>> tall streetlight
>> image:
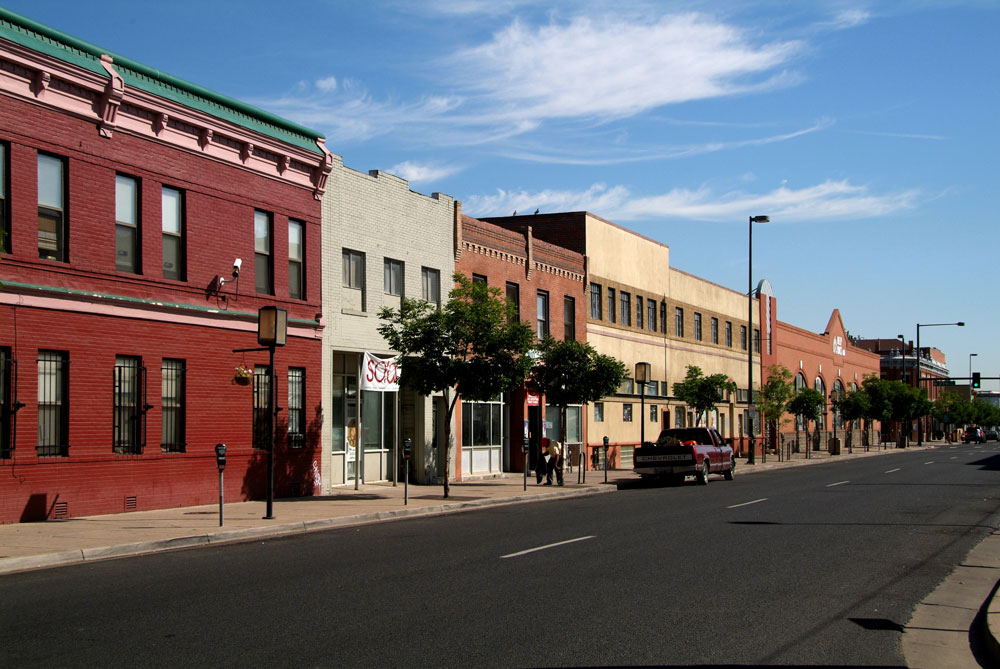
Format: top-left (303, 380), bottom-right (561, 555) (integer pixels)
top-left (915, 321), bottom-right (964, 444)
top-left (747, 215), bottom-right (769, 465)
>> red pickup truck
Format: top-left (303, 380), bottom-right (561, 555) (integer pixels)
top-left (633, 427), bottom-right (735, 484)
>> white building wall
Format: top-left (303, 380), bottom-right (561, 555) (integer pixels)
top-left (321, 156), bottom-right (457, 488)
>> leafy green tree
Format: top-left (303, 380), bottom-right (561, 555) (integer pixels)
top-left (760, 364), bottom-right (794, 447)
top-left (378, 273), bottom-right (535, 498)
top-left (833, 387), bottom-right (870, 451)
top-left (862, 374), bottom-right (893, 444)
top-left (530, 336), bottom-right (626, 447)
top-left (886, 381), bottom-right (931, 447)
top-left (788, 388), bottom-right (825, 447)
top-left (672, 365), bottom-right (736, 427)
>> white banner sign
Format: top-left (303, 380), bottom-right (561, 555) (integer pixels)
top-left (360, 352), bottom-right (401, 392)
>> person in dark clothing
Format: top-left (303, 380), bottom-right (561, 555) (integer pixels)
top-left (546, 440), bottom-right (564, 486)
top-left (536, 437), bottom-right (550, 484)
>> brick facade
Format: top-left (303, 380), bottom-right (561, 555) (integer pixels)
top-left (321, 160), bottom-right (456, 486)
top-left (0, 9), bottom-right (326, 522)
top-left (457, 215), bottom-right (587, 477)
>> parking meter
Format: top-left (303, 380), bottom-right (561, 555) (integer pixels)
top-left (403, 438), bottom-right (412, 505)
top-left (214, 443), bottom-right (226, 526)
top-left (603, 436), bottom-right (610, 482)
top-left (522, 437), bottom-right (530, 491)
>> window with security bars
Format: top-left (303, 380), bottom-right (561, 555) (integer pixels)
top-left (288, 367), bottom-right (305, 448)
top-left (0, 348), bottom-right (15, 459)
top-left (37, 350), bottom-right (68, 457)
top-left (589, 283), bottom-right (602, 320)
top-left (253, 365), bottom-right (272, 450)
top-left (161, 359), bottom-right (185, 453)
top-left (113, 356), bottom-right (147, 455)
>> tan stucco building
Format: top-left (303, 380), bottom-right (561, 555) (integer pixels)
top-left (481, 212), bottom-right (761, 468)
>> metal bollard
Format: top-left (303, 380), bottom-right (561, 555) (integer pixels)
top-left (603, 436), bottom-right (609, 483)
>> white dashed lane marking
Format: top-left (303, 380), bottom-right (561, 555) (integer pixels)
top-left (727, 498), bottom-right (767, 509)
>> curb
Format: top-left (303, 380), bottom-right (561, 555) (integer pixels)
top-left (0, 484), bottom-right (612, 576)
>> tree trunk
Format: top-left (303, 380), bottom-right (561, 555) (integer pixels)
top-left (442, 389), bottom-right (458, 499)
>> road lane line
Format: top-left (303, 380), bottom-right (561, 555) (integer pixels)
top-left (950, 457), bottom-right (958, 460)
top-left (727, 498), bottom-right (767, 509)
top-left (924, 461), bottom-right (934, 465)
top-left (826, 481), bottom-right (850, 487)
top-left (501, 536), bottom-right (595, 559)
top-left (884, 468), bottom-right (901, 473)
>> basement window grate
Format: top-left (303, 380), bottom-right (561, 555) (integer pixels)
top-left (124, 496), bottom-right (137, 511)
top-left (52, 501), bottom-right (68, 519)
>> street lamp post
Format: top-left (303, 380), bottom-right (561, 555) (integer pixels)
top-left (635, 362), bottom-right (651, 447)
top-left (257, 306), bottom-right (288, 519)
top-left (915, 321), bottom-right (964, 445)
top-left (747, 215), bottom-right (769, 465)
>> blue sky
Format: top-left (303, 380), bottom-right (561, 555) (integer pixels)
top-left (6, 1), bottom-right (997, 388)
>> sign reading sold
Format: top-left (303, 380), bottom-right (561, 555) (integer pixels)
top-left (360, 352), bottom-right (401, 392)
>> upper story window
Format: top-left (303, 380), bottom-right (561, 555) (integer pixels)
top-left (421, 267), bottom-right (440, 307)
top-left (740, 325), bottom-right (748, 351)
top-left (563, 296), bottom-right (575, 341)
top-left (636, 295), bottom-right (643, 330)
top-left (711, 317), bottom-right (719, 344)
top-left (620, 291), bottom-right (631, 326)
top-left (344, 249), bottom-right (366, 311)
top-left (115, 175), bottom-right (140, 274)
top-left (0, 143), bottom-right (9, 254)
top-left (607, 288), bottom-right (616, 323)
top-left (254, 210), bottom-right (273, 295)
top-left (506, 282), bottom-right (520, 323)
top-left (384, 258), bottom-right (403, 296)
top-left (162, 187), bottom-right (185, 280)
top-left (660, 301), bottom-right (666, 334)
top-left (288, 219), bottom-right (304, 300)
top-left (648, 299), bottom-right (656, 332)
top-left (754, 328), bottom-right (761, 353)
top-left (589, 283), bottom-right (602, 320)
top-left (675, 307), bottom-right (684, 337)
top-left (536, 290), bottom-right (550, 339)
top-left (472, 273), bottom-right (487, 285)
top-left (694, 312), bottom-right (702, 341)
top-left (38, 153), bottom-right (67, 262)
top-left (726, 321), bottom-right (733, 347)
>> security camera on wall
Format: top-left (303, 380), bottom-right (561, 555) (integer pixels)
top-left (233, 258), bottom-right (242, 278)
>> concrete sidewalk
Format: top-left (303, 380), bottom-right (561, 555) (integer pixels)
top-left (0, 442), bottom-right (996, 667)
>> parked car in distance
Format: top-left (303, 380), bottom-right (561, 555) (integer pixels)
top-left (963, 426), bottom-right (986, 444)
top-left (985, 428), bottom-right (999, 441)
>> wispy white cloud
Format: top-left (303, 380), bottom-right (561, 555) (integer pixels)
top-left (450, 14), bottom-right (803, 124)
top-left (254, 10), bottom-right (812, 155)
top-left (845, 129), bottom-right (947, 140)
top-left (464, 179), bottom-right (920, 223)
top-left (389, 160), bottom-right (464, 184)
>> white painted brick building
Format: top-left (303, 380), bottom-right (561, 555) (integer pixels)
top-left (321, 156), bottom-right (457, 487)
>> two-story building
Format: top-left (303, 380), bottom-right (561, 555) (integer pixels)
top-left (0, 8), bottom-right (330, 522)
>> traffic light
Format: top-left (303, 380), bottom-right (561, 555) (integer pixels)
top-left (972, 372), bottom-right (981, 389)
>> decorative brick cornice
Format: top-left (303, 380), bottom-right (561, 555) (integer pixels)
top-left (0, 34), bottom-right (328, 197)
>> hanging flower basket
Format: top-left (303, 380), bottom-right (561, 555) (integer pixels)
top-left (232, 365), bottom-right (253, 386)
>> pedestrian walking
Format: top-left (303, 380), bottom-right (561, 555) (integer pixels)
top-left (546, 439), bottom-right (564, 486)
top-left (536, 437), bottom-right (550, 485)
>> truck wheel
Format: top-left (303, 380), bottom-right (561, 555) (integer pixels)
top-left (724, 457), bottom-right (735, 481)
top-left (697, 460), bottom-right (709, 485)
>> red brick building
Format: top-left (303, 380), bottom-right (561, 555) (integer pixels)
top-left (455, 214), bottom-right (587, 478)
top-left (758, 280), bottom-right (882, 452)
top-left (0, 9), bottom-right (331, 522)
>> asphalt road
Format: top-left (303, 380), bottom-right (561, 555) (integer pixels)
top-left (2, 443), bottom-right (998, 667)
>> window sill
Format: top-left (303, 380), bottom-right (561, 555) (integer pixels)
top-left (341, 308), bottom-right (368, 317)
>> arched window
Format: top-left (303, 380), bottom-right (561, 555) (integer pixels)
top-left (832, 379), bottom-right (845, 430)
top-left (814, 376), bottom-right (826, 430)
top-left (794, 373), bottom-right (807, 430)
